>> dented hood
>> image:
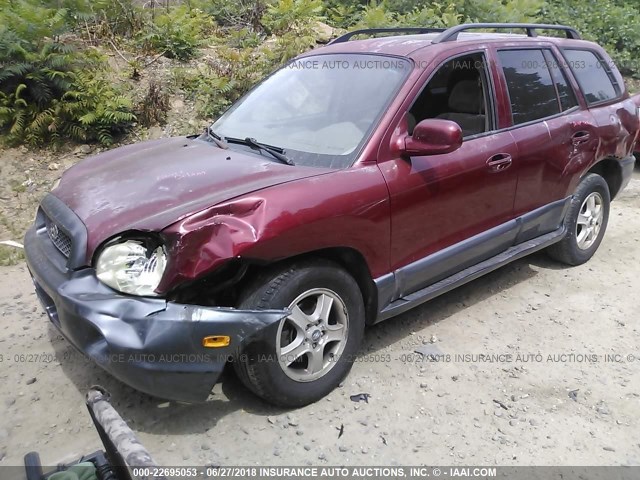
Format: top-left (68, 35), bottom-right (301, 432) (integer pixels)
top-left (53, 136), bottom-right (328, 257)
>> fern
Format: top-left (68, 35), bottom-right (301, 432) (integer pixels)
top-left (137, 6), bottom-right (215, 60)
top-left (0, 0), bottom-right (136, 145)
top-left (263, 0), bottom-right (324, 35)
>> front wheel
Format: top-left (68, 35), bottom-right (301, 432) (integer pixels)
top-left (234, 260), bottom-right (365, 407)
top-left (547, 173), bottom-right (610, 266)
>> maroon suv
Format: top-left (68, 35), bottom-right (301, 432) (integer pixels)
top-left (25, 23), bottom-right (640, 407)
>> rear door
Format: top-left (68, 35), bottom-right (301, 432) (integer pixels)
top-left (562, 47), bottom-right (638, 162)
top-left (494, 46), bottom-right (599, 241)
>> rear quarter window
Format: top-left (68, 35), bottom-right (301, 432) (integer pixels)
top-left (562, 49), bottom-right (621, 105)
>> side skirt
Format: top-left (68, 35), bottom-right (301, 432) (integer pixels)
top-left (373, 225), bottom-right (566, 323)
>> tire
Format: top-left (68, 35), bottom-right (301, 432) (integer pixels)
top-left (234, 260), bottom-right (365, 408)
top-left (547, 173), bottom-right (610, 266)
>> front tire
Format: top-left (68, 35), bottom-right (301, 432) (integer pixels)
top-left (547, 173), bottom-right (610, 266)
top-left (234, 260), bottom-right (365, 407)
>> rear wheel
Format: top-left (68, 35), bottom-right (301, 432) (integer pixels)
top-left (234, 260), bottom-right (365, 407)
top-left (547, 173), bottom-right (610, 265)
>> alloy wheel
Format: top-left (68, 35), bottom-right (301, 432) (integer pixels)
top-left (576, 192), bottom-right (604, 250)
top-left (277, 288), bottom-right (349, 382)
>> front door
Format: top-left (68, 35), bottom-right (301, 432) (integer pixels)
top-left (377, 50), bottom-right (519, 298)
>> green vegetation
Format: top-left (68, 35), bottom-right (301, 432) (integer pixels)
top-left (0, 214), bottom-right (25, 266)
top-left (138, 6), bottom-right (216, 60)
top-left (0, 1), bottom-right (135, 146)
top-left (541, 0), bottom-right (640, 77)
top-left (0, 245), bottom-right (24, 266)
top-left (1, 0), bottom-right (640, 147)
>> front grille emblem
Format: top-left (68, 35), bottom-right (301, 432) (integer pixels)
top-left (45, 216), bottom-right (72, 258)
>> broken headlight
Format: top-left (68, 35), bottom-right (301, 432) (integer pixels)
top-left (96, 239), bottom-right (167, 296)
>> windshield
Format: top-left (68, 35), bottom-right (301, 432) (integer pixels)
top-left (212, 54), bottom-right (411, 168)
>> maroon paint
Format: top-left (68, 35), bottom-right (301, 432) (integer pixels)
top-left (404, 119), bottom-right (463, 156)
top-left (158, 165), bottom-right (391, 291)
top-left (379, 111), bottom-right (520, 268)
top-left (50, 34), bottom-right (640, 296)
top-left (53, 137), bottom-right (332, 260)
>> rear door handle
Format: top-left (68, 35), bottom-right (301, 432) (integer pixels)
top-left (571, 131), bottom-right (591, 145)
top-left (486, 153), bottom-right (512, 172)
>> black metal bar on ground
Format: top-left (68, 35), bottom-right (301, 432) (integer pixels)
top-left (86, 386), bottom-right (165, 480)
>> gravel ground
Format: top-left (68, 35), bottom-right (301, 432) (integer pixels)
top-left (0, 167), bottom-right (639, 468)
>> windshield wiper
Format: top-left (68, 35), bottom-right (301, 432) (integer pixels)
top-left (205, 126), bottom-right (228, 149)
top-left (226, 136), bottom-right (295, 166)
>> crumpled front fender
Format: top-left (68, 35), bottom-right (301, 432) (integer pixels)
top-left (158, 197), bottom-right (273, 291)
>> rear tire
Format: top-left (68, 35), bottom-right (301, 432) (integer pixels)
top-left (234, 260), bottom-right (365, 407)
top-left (547, 173), bottom-right (610, 266)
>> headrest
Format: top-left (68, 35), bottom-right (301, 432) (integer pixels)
top-left (448, 80), bottom-right (482, 114)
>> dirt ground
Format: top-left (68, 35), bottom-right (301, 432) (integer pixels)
top-left (0, 163), bottom-right (638, 467)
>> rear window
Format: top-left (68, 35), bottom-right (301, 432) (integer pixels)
top-left (498, 49), bottom-right (561, 125)
top-left (562, 49), bottom-right (620, 105)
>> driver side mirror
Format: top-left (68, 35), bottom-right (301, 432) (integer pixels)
top-left (403, 119), bottom-right (463, 156)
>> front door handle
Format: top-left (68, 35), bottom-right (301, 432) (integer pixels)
top-left (571, 131), bottom-right (591, 146)
top-left (486, 153), bottom-right (512, 173)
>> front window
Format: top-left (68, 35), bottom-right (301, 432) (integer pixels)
top-left (408, 52), bottom-right (493, 138)
top-left (212, 54), bottom-right (411, 168)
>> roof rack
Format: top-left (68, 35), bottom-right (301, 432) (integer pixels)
top-left (329, 27), bottom-right (446, 45)
top-left (329, 23), bottom-right (581, 45)
top-left (431, 23), bottom-right (581, 43)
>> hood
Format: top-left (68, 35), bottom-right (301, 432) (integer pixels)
top-left (53, 136), bottom-right (329, 257)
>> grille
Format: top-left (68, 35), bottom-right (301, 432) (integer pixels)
top-left (45, 216), bottom-right (72, 258)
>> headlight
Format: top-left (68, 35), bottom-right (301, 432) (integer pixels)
top-left (96, 239), bottom-right (167, 296)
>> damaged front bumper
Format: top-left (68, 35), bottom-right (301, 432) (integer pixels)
top-left (24, 224), bottom-right (286, 403)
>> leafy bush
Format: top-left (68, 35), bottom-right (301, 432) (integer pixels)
top-left (1, 0), bottom-right (77, 39)
top-left (177, 0), bottom-right (325, 118)
top-left (0, 0), bottom-right (135, 145)
top-left (353, 1), bottom-right (398, 28)
top-left (262, 0), bottom-right (324, 35)
top-left (138, 6), bottom-right (215, 60)
top-left (90, 0), bottom-right (145, 38)
top-left (0, 51), bottom-right (135, 145)
top-left (221, 27), bottom-right (264, 49)
top-left (54, 70), bottom-right (134, 145)
top-left (173, 64), bottom-right (236, 119)
top-left (462, 0), bottom-right (544, 23)
top-left (541, 0), bottom-right (640, 77)
top-left (193, 0), bottom-right (267, 30)
top-left (400, 3), bottom-right (463, 28)
top-left (325, 3), bottom-right (359, 29)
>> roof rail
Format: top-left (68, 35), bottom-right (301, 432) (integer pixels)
top-left (329, 27), bottom-right (446, 45)
top-left (432, 23), bottom-right (581, 43)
